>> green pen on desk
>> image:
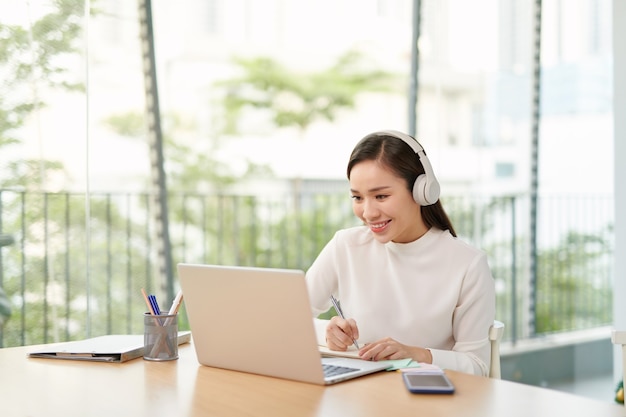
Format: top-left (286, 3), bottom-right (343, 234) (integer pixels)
top-left (330, 295), bottom-right (360, 350)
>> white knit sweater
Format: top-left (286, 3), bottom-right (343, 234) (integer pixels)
top-left (305, 226), bottom-right (496, 376)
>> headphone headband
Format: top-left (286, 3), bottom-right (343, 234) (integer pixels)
top-left (369, 130), bottom-right (425, 154)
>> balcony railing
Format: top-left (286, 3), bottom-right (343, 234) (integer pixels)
top-left (0, 188), bottom-right (614, 348)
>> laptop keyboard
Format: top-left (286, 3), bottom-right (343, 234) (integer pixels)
top-left (323, 364), bottom-right (359, 378)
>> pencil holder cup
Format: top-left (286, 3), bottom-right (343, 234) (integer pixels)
top-left (143, 312), bottom-right (179, 361)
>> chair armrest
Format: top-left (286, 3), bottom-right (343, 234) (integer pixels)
top-left (612, 330), bottom-right (626, 345)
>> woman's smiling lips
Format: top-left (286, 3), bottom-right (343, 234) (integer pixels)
top-left (369, 220), bottom-right (391, 233)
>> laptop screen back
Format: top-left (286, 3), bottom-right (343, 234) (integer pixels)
top-left (178, 263), bottom-right (328, 384)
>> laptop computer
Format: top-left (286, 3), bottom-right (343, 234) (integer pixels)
top-left (177, 263), bottom-right (389, 385)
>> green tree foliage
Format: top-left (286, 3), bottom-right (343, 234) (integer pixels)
top-left (0, 283), bottom-right (10, 328)
top-left (0, 0), bottom-right (100, 344)
top-left (0, 0), bottom-right (87, 152)
top-left (216, 50), bottom-right (394, 134)
top-left (1, 189), bottom-right (168, 346)
top-left (535, 228), bottom-right (613, 333)
top-left (102, 110), bottom-right (247, 195)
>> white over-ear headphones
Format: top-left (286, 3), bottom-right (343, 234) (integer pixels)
top-left (365, 130), bottom-right (440, 206)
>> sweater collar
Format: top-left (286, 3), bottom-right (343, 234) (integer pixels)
top-left (386, 227), bottom-right (444, 253)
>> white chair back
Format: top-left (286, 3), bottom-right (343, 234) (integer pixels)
top-left (489, 320), bottom-right (505, 379)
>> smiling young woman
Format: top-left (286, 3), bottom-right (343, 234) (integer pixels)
top-left (305, 130), bottom-right (496, 376)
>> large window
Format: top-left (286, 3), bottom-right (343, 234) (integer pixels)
top-left (0, 0), bottom-right (615, 397)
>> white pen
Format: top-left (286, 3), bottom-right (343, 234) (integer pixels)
top-left (330, 294), bottom-right (360, 350)
top-left (168, 289), bottom-right (184, 315)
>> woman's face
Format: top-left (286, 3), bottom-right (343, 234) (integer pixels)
top-left (349, 160), bottom-right (428, 244)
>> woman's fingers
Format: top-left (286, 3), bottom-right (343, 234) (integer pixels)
top-left (326, 316), bottom-right (359, 350)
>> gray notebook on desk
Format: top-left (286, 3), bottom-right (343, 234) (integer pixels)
top-left (28, 331), bottom-right (191, 362)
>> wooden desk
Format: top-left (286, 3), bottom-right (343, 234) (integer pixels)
top-left (1, 341), bottom-right (623, 416)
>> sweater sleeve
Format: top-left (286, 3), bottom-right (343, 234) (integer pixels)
top-left (429, 342), bottom-right (490, 376)
top-left (430, 251), bottom-right (495, 376)
top-left (306, 233), bottom-right (341, 345)
top-left (313, 318), bottom-right (331, 346)
top-left (305, 233), bottom-right (340, 316)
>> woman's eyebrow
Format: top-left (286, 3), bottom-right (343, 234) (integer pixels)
top-left (350, 185), bottom-right (392, 194)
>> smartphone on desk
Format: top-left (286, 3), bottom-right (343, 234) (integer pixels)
top-left (402, 371), bottom-right (455, 394)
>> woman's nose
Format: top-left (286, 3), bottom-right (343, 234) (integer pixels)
top-left (362, 199), bottom-right (379, 219)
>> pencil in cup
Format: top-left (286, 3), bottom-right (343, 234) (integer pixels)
top-left (144, 312), bottom-right (179, 360)
top-left (141, 289), bottom-right (184, 360)
top-left (140, 288), bottom-right (171, 357)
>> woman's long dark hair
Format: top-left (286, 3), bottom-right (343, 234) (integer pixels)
top-left (347, 132), bottom-right (457, 237)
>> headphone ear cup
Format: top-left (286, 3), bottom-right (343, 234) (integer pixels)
top-left (413, 174), bottom-right (440, 206)
top-left (413, 174), bottom-right (428, 206)
top-left (415, 151), bottom-right (440, 206)
top-left (423, 177), bottom-right (440, 205)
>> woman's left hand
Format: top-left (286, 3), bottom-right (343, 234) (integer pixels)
top-left (358, 337), bottom-right (432, 363)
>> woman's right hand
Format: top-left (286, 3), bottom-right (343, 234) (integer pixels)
top-left (325, 315), bottom-right (359, 351)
